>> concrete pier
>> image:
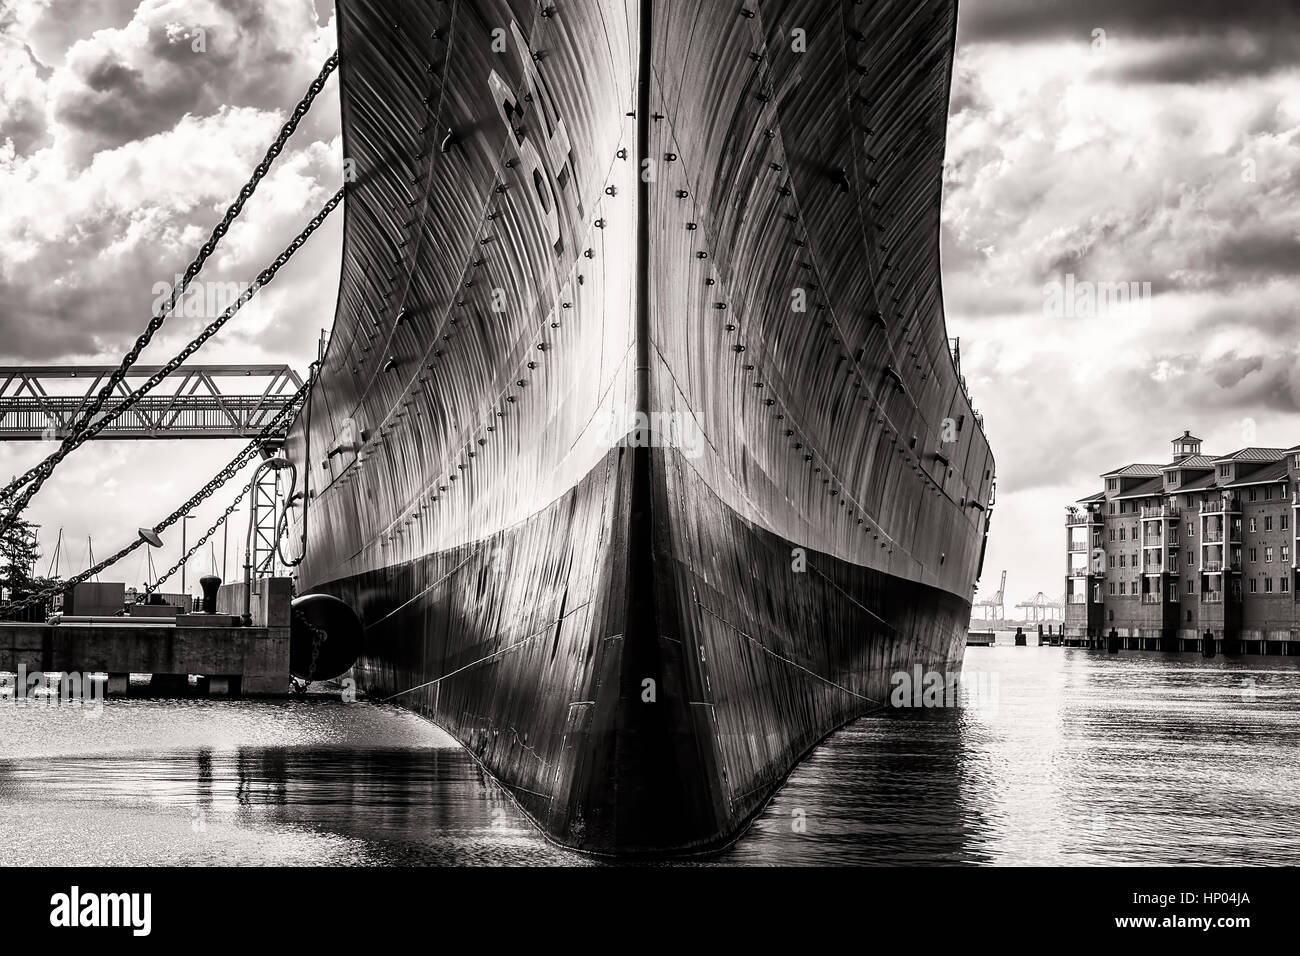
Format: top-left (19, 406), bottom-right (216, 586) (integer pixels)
top-left (0, 577), bottom-right (292, 696)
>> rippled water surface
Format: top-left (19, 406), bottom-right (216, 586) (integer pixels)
top-left (2, 641), bottom-right (1297, 865)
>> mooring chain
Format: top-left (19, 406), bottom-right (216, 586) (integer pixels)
top-left (142, 480), bottom-right (256, 597)
top-left (0, 385), bottom-right (307, 615)
top-left (1, 189), bottom-right (343, 518)
top-left (292, 603), bottom-right (330, 695)
top-left (0, 52), bottom-right (340, 529)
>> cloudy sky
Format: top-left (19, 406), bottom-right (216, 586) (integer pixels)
top-left (2, 1), bottom-right (1298, 609)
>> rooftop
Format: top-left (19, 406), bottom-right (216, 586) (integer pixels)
top-left (1114, 477), bottom-right (1165, 500)
top-left (1226, 460), bottom-right (1290, 487)
top-left (1101, 463), bottom-right (1163, 478)
top-left (1213, 447), bottom-right (1290, 463)
top-left (1163, 454), bottom-right (1219, 469)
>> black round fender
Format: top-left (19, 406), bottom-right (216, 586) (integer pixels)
top-left (290, 593), bottom-right (364, 681)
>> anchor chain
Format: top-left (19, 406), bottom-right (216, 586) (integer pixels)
top-left (0, 383), bottom-right (307, 616)
top-left (0, 188), bottom-right (344, 529)
top-left (142, 480), bottom-right (255, 597)
top-left (0, 51), bottom-right (340, 531)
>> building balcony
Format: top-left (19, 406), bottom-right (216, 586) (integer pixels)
top-left (1140, 593), bottom-right (1162, 605)
top-left (1067, 566), bottom-right (1097, 577)
top-left (1200, 496), bottom-right (1240, 514)
top-left (1202, 591), bottom-right (1223, 603)
top-left (1140, 505), bottom-right (1180, 520)
top-left (1066, 511), bottom-right (1103, 526)
top-left (1204, 530), bottom-right (1223, 543)
top-left (1068, 594), bottom-right (1086, 605)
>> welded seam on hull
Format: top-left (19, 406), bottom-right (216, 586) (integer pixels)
top-left (638, 86), bottom-right (943, 564)
top-left (648, 335), bottom-right (909, 564)
top-left (325, 42), bottom-right (637, 571)
top-left (377, 598), bottom-right (591, 700)
top-left (693, 601), bottom-right (884, 705)
top-left (644, 59), bottom-right (909, 445)
top-left (329, 343), bottom-right (636, 584)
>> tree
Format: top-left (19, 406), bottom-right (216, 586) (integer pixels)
top-left (0, 505), bottom-right (58, 616)
top-left (0, 508), bottom-right (40, 596)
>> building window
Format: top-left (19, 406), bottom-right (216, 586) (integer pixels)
top-left (1170, 526), bottom-right (1178, 542)
top-left (1265, 516), bottom-right (1273, 532)
top-left (1186, 521), bottom-right (1193, 536)
top-left (1109, 582), bottom-right (1116, 595)
top-left (1265, 578), bottom-right (1274, 593)
top-left (1250, 547), bottom-right (1258, 562)
top-left (1218, 465), bottom-right (1230, 479)
top-left (1283, 514), bottom-right (1290, 531)
top-left (1120, 581), bottom-right (1126, 594)
top-left (1109, 528), bottom-right (1116, 541)
top-left (1120, 527), bottom-right (1126, 541)
top-left (1266, 546), bottom-right (1274, 563)
top-left (1266, 486), bottom-right (1273, 501)
top-left (1284, 545), bottom-right (1291, 563)
top-left (1187, 578), bottom-right (1194, 594)
top-left (1250, 488), bottom-right (1258, 502)
top-left (1119, 554), bottom-right (1126, 568)
top-left (1284, 577), bottom-right (1291, 593)
top-left (1107, 478), bottom-right (1118, 491)
top-left (1169, 583), bottom-right (1178, 601)
top-left (1109, 555), bottom-right (1116, 569)
top-left (1249, 517), bottom-right (1257, 533)
top-left (1249, 578), bottom-right (1258, 593)
top-left (1109, 502), bottom-right (1116, 515)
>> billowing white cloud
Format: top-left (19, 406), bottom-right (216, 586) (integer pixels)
top-left (0, 0), bottom-right (340, 592)
top-left (943, 15), bottom-right (1300, 602)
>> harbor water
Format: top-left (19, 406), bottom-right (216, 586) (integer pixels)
top-left (2, 637), bottom-right (1297, 866)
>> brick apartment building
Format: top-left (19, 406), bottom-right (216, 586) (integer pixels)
top-left (1065, 430), bottom-right (1300, 653)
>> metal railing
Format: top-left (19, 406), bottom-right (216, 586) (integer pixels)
top-left (1200, 497), bottom-right (1240, 514)
top-left (1140, 505), bottom-right (1180, 519)
top-left (0, 365), bottom-right (303, 440)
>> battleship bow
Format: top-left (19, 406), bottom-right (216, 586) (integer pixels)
top-left (285, 0), bottom-right (994, 855)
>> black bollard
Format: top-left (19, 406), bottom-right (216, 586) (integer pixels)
top-left (1202, 628), bottom-right (1216, 658)
top-left (1014, 626), bottom-right (1027, 646)
top-left (1107, 628), bottom-right (1121, 654)
top-left (199, 575), bottom-right (222, 614)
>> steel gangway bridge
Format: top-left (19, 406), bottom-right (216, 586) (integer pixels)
top-left (0, 51), bottom-right (343, 620)
top-left (0, 365), bottom-right (303, 441)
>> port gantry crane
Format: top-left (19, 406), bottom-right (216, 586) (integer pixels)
top-left (973, 569), bottom-right (1008, 621)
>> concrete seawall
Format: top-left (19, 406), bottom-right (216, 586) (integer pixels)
top-left (0, 578), bottom-right (293, 696)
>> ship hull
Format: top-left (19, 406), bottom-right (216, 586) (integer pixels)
top-left (317, 442), bottom-right (968, 854)
top-left (286, 0), bottom-right (993, 855)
